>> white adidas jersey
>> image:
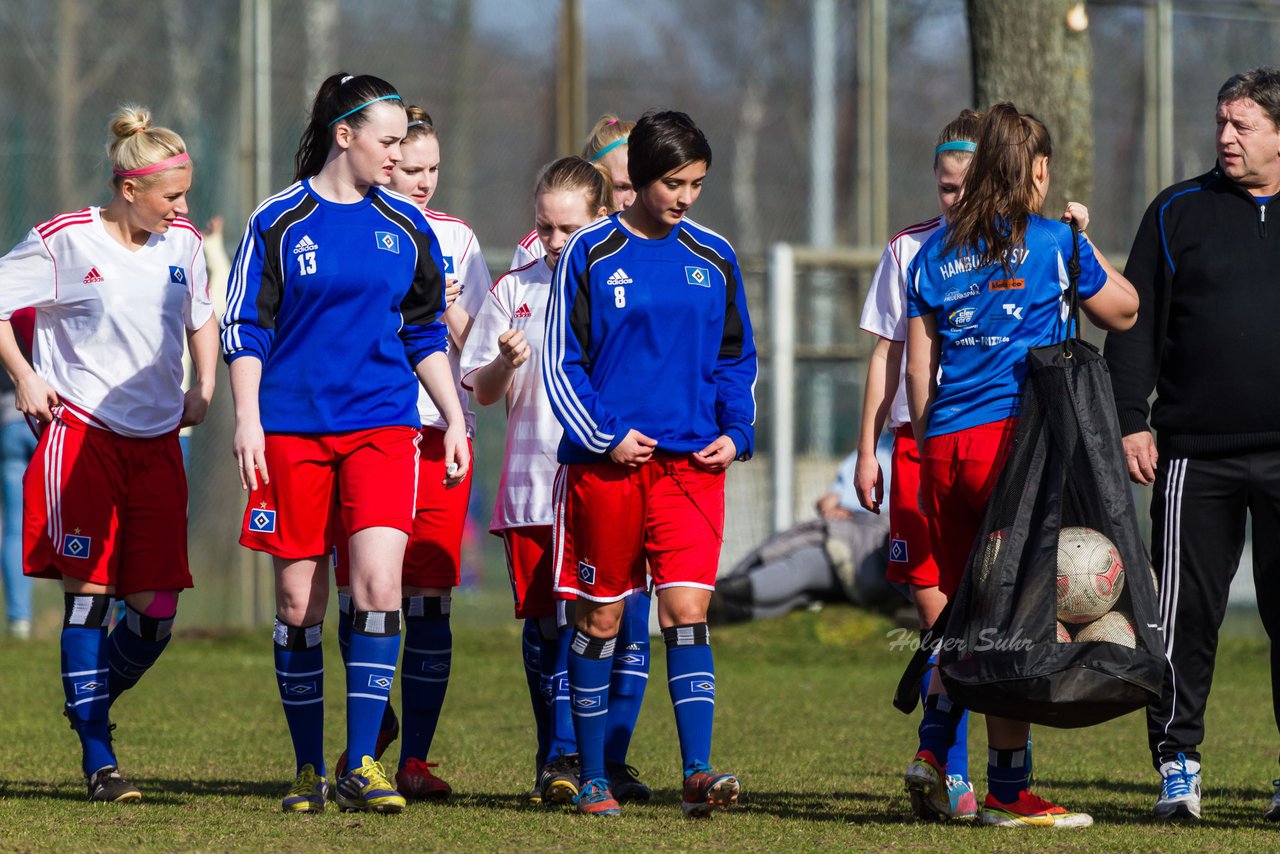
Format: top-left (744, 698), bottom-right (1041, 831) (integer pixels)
top-left (509, 227), bottom-right (545, 272)
top-left (859, 216), bottom-right (943, 429)
top-left (460, 258), bottom-right (561, 530)
top-left (0, 207), bottom-right (213, 437)
top-left (416, 208), bottom-right (490, 435)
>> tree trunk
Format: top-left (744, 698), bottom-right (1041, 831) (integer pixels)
top-left (448, 0), bottom-right (476, 219)
top-left (967, 0), bottom-right (1093, 213)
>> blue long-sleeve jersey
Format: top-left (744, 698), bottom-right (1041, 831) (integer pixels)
top-left (543, 214), bottom-right (758, 465)
top-left (221, 181), bottom-right (449, 434)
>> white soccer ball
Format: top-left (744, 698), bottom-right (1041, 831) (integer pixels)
top-left (1056, 621), bottom-right (1072, 643)
top-left (1056, 526), bottom-right (1125, 624)
top-left (1073, 610), bottom-right (1136, 648)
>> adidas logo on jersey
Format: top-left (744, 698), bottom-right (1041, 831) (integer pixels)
top-left (82, 267), bottom-right (104, 284)
top-left (513, 303), bottom-right (532, 319)
top-left (293, 235), bottom-right (318, 255)
top-left (607, 268), bottom-right (633, 286)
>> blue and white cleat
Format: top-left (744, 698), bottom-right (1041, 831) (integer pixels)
top-left (1154, 752), bottom-right (1201, 820)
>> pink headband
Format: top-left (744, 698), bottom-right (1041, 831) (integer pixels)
top-left (113, 152), bottom-right (191, 178)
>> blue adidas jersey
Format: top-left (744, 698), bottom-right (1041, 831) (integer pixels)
top-left (906, 215), bottom-right (1107, 437)
top-left (543, 214), bottom-right (758, 465)
top-left (221, 181), bottom-right (449, 434)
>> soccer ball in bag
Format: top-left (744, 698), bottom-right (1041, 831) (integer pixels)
top-left (1056, 526), bottom-right (1125, 624)
top-left (1074, 610), bottom-right (1136, 648)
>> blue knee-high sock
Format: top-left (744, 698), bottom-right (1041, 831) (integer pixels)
top-left (61, 594), bottom-right (115, 776)
top-left (568, 630), bottom-right (615, 783)
top-left (605, 591), bottom-right (650, 765)
top-left (947, 709), bottom-right (970, 782)
top-left (547, 625), bottom-right (577, 758)
top-left (345, 610), bottom-right (401, 768)
top-left (988, 746), bottom-right (1030, 804)
top-left (399, 596), bottom-right (451, 768)
top-left (339, 591), bottom-right (396, 736)
top-left (663, 622), bottom-right (716, 776)
top-left (922, 659), bottom-right (969, 783)
top-left (524, 619), bottom-right (550, 768)
top-left (917, 693), bottom-right (963, 764)
top-left (107, 604), bottom-right (175, 705)
top-left (273, 619), bottom-right (326, 776)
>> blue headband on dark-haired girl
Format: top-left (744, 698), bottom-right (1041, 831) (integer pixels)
top-left (935, 140), bottom-right (977, 155)
top-left (329, 94), bottom-right (403, 127)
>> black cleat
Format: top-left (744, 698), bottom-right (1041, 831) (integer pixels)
top-left (606, 761), bottom-right (652, 804)
top-left (88, 766), bottom-right (141, 803)
top-left (538, 752), bottom-right (581, 805)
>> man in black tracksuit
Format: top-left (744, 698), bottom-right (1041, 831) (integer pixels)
top-left (1105, 67), bottom-right (1280, 823)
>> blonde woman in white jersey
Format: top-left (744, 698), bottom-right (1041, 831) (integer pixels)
top-left (510, 115), bottom-right (635, 269)
top-left (463, 157), bottom-right (614, 804)
top-left (0, 105), bottom-right (216, 802)
top-left (329, 104), bottom-right (489, 800)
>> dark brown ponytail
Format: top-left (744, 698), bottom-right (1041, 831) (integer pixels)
top-left (293, 73), bottom-right (402, 181)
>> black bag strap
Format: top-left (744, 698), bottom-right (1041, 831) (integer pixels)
top-left (1063, 220), bottom-right (1082, 350)
top-left (892, 600), bottom-right (954, 714)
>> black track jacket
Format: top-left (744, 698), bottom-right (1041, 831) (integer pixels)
top-left (1105, 166), bottom-right (1280, 459)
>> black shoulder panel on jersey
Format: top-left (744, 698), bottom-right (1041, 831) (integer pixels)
top-left (257, 195), bottom-right (319, 331)
top-left (678, 231), bottom-right (743, 360)
top-left (572, 230), bottom-right (627, 364)
top-left (371, 194), bottom-right (446, 327)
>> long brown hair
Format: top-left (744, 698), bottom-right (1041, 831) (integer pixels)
top-left (943, 103), bottom-right (1052, 270)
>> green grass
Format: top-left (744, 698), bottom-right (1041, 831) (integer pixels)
top-left (1, 602), bottom-right (1277, 852)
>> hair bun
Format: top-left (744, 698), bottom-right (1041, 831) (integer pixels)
top-left (110, 105), bottom-right (153, 141)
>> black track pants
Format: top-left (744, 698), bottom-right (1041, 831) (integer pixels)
top-left (1147, 450), bottom-right (1280, 768)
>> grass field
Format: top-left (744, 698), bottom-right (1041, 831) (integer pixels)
top-left (1, 598), bottom-right (1278, 852)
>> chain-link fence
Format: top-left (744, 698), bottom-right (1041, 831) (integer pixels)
top-left (4, 0), bottom-right (1280, 630)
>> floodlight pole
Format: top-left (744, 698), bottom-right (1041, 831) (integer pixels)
top-left (770, 242), bottom-right (798, 532)
top-left (1144, 0), bottom-right (1174, 199)
top-left (254, 0), bottom-right (272, 203)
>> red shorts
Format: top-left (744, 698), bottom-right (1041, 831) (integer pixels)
top-left (24, 410), bottom-right (192, 595)
top-left (552, 456), bottom-right (724, 603)
top-left (240, 426), bottom-right (420, 560)
top-left (885, 425), bottom-right (941, 588)
top-left (919, 418), bottom-right (1017, 598)
top-left (503, 525), bottom-right (557, 619)
top-left (333, 428), bottom-right (472, 588)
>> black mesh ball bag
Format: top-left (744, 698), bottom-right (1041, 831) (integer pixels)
top-left (932, 226), bottom-right (1164, 728)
